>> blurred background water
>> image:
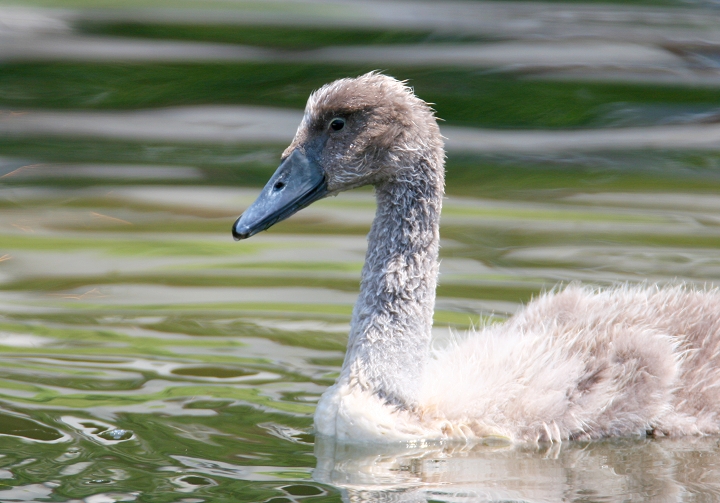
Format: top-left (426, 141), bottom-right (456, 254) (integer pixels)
top-left (2, 0), bottom-right (720, 501)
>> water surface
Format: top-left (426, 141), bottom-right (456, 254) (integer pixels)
top-left (2, 1), bottom-right (720, 501)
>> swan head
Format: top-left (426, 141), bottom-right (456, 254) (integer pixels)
top-left (232, 72), bottom-right (441, 240)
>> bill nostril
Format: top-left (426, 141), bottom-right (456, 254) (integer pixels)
top-left (274, 182), bottom-right (285, 190)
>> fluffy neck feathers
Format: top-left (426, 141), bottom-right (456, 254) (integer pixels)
top-left (340, 153), bottom-right (444, 409)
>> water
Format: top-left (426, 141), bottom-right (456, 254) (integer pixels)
top-left (2, 1), bottom-right (720, 501)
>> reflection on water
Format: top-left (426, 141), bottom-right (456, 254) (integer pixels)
top-left (315, 436), bottom-right (720, 502)
top-left (2, 0), bottom-right (720, 501)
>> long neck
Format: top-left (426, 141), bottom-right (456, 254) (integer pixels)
top-left (340, 155), bottom-right (444, 409)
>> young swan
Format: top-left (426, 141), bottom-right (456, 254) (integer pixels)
top-left (233, 72), bottom-right (720, 443)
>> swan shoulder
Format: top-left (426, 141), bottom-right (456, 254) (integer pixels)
top-left (315, 381), bottom-right (444, 442)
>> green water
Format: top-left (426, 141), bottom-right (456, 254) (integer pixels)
top-left (2, 1), bottom-right (720, 501)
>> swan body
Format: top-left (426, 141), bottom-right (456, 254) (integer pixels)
top-left (233, 72), bottom-right (720, 443)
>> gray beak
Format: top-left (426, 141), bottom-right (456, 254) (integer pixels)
top-left (232, 149), bottom-right (327, 240)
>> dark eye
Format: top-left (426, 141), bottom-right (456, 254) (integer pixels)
top-left (329, 118), bottom-right (345, 131)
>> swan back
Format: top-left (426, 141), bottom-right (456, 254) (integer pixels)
top-left (422, 284), bottom-right (720, 442)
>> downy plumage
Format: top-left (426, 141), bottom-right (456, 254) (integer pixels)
top-left (233, 72), bottom-right (720, 443)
